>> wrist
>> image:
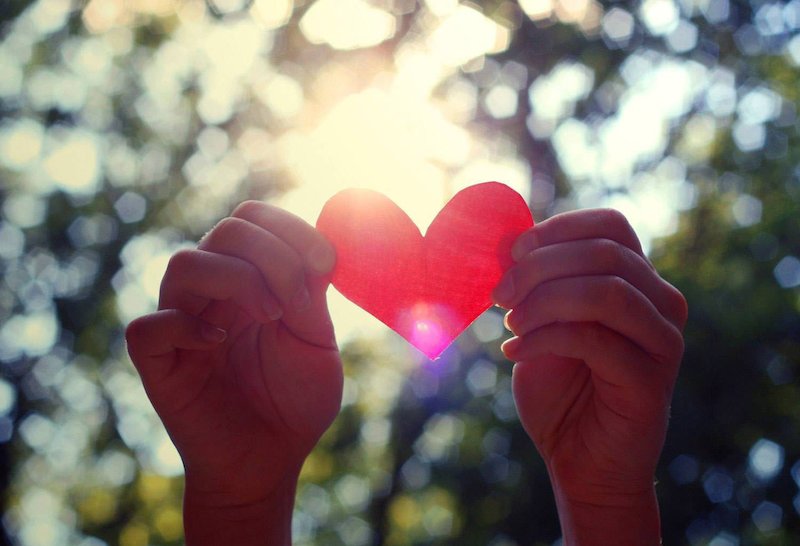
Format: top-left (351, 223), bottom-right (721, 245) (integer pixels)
top-left (549, 470), bottom-right (661, 546)
top-left (183, 470), bottom-right (299, 546)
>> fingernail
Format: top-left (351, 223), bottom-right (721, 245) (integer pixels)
top-left (201, 324), bottom-right (227, 343)
top-left (307, 242), bottom-right (336, 274)
top-left (493, 273), bottom-right (515, 305)
top-left (503, 311), bottom-right (513, 331)
top-left (292, 285), bottom-right (311, 310)
top-left (501, 336), bottom-right (521, 357)
top-left (263, 300), bottom-right (283, 321)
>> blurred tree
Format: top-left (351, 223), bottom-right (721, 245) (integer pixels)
top-left (0, 0), bottom-right (799, 545)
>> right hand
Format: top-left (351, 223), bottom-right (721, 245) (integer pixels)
top-left (125, 201), bottom-right (343, 508)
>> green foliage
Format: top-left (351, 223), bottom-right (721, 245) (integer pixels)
top-left (1, 0), bottom-right (799, 545)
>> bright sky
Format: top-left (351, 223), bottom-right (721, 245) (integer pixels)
top-left (0, 0), bottom-right (750, 351)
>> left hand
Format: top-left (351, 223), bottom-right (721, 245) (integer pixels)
top-left (492, 209), bottom-right (687, 542)
top-left (125, 201), bottom-right (343, 545)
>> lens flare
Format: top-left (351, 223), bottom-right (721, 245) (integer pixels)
top-left (398, 302), bottom-right (457, 359)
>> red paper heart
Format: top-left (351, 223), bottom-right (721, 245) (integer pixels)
top-left (316, 182), bottom-right (534, 359)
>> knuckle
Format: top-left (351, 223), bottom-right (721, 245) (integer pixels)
top-left (599, 208), bottom-right (639, 240)
top-left (671, 286), bottom-right (689, 327)
top-left (599, 208), bottom-right (629, 228)
top-left (277, 253), bottom-right (305, 294)
top-left (166, 249), bottom-right (195, 275)
top-left (604, 276), bottom-right (633, 308)
top-left (216, 216), bottom-right (247, 232)
top-left (243, 261), bottom-right (267, 291)
top-left (202, 217), bottom-right (247, 245)
top-left (124, 320), bottom-right (139, 344)
top-left (124, 318), bottom-right (147, 351)
top-left (658, 279), bottom-right (689, 329)
top-left (517, 228), bottom-right (536, 248)
top-left (518, 247), bottom-right (540, 269)
top-left (594, 239), bottom-right (626, 270)
top-left (231, 200), bottom-right (265, 219)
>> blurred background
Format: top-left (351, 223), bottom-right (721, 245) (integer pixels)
top-left (0, 0), bottom-right (799, 544)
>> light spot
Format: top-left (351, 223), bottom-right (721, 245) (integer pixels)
top-left (113, 192), bottom-right (147, 224)
top-left (28, 0), bottom-right (73, 35)
top-left (250, 0), bottom-right (293, 29)
top-left (0, 312), bottom-right (59, 358)
top-left (467, 359), bottom-right (497, 396)
top-left (752, 501), bottom-right (782, 532)
top-left (256, 74), bottom-right (304, 119)
top-left (602, 8), bottom-right (635, 47)
top-left (702, 467), bottom-right (734, 503)
top-left (732, 194), bottom-right (762, 227)
top-left (336, 517), bottom-right (372, 546)
top-left (472, 312), bottom-right (504, 343)
top-left (428, 5), bottom-right (510, 67)
top-left (43, 130), bottom-right (101, 195)
top-left (708, 531), bottom-right (740, 546)
top-left (669, 454), bottom-right (699, 484)
top-left (335, 474), bottom-right (370, 511)
top-left (738, 87), bottom-right (781, 124)
top-left (0, 119), bottom-right (44, 170)
top-left (748, 438), bottom-right (784, 482)
top-left (640, 0), bottom-right (680, 36)
top-left (520, 0), bottom-right (554, 21)
top-left (300, 0), bottom-right (395, 50)
top-left (3, 193), bottom-right (46, 228)
top-left (666, 20), bottom-right (698, 52)
top-left (732, 121), bottom-right (766, 152)
top-left (484, 84), bottom-right (518, 119)
top-left (774, 255), bottom-right (800, 288)
top-left (0, 380), bottom-right (17, 416)
top-left (19, 414), bottom-right (55, 451)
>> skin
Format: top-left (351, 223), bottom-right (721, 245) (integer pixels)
top-left (125, 201), bottom-right (342, 545)
top-left (492, 208), bottom-right (688, 546)
top-left (126, 204), bottom-right (686, 546)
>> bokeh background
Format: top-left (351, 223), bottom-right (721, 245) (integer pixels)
top-left (0, 0), bottom-right (799, 544)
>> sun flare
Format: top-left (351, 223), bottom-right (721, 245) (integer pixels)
top-left (272, 15), bottom-right (529, 348)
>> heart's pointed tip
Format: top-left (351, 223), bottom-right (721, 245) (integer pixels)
top-left (419, 349), bottom-right (446, 361)
top-left (411, 338), bottom-right (455, 360)
top-left (411, 343), bottom-right (447, 361)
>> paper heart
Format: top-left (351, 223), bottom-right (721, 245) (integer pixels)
top-left (316, 182), bottom-right (534, 359)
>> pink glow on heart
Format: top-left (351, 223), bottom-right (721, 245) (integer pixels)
top-left (397, 302), bottom-right (455, 359)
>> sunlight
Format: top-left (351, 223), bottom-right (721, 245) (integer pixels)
top-left (428, 5), bottom-right (511, 66)
top-left (276, 75), bottom-right (528, 347)
top-left (43, 129), bottom-right (101, 195)
top-left (299, 0), bottom-right (395, 50)
top-left (250, 0), bottom-right (293, 29)
top-left (276, 87), bottom-right (459, 346)
top-left (278, 87), bottom-right (461, 228)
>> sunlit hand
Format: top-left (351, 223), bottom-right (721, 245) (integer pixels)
top-left (492, 209), bottom-right (687, 546)
top-left (125, 201), bottom-right (342, 546)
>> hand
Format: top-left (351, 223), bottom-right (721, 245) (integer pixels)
top-left (125, 201), bottom-right (342, 545)
top-left (492, 209), bottom-right (687, 546)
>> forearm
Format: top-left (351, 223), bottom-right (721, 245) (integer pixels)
top-left (183, 473), bottom-right (298, 546)
top-left (550, 474), bottom-right (662, 546)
